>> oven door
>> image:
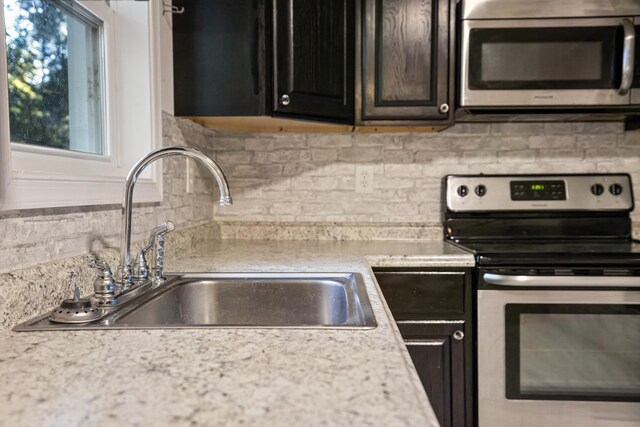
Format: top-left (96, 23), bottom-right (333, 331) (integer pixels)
top-left (461, 17), bottom-right (640, 107)
top-left (477, 274), bottom-right (640, 427)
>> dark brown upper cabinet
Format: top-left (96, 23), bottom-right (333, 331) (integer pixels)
top-left (360, 0), bottom-right (453, 122)
top-left (272, 0), bottom-right (356, 123)
top-left (172, 0), bottom-right (270, 117)
top-left (172, 0), bottom-right (455, 128)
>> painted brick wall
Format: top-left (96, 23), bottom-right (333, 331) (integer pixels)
top-left (209, 122), bottom-right (640, 224)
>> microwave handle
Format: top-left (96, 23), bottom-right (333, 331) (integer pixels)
top-left (618, 18), bottom-right (636, 96)
top-left (483, 273), bottom-right (640, 288)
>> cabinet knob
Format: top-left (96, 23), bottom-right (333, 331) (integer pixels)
top-left (280, 94), bottom-right (291, 106)
top-left (439, 103), bottom-right (449, 114)
top-left (453, 330), bottom-right (464, 341)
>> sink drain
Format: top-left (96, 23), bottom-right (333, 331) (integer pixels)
top-left (49, 287), bottom-right (102, 324)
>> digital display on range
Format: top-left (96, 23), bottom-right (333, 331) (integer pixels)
top-left (510, 180), bottom-right (566, 201)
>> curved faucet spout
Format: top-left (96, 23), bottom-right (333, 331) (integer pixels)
top-left (120, 146), bottom-right (232, 286)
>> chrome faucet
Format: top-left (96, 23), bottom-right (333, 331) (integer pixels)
top-left (118, 146), bottom-right (232, 289)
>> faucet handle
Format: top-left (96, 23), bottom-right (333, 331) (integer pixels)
top-left (151, 221), bottom-right (174, 284)
top-left (89, 259), bottom-right (117, 306)
top-left (89, 259), bottom-right (112, 275)
top-left (133, 221), bottom-right (175, 283)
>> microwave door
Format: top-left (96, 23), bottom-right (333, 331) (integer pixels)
top-left (460, 18), bottom-right (637, 107)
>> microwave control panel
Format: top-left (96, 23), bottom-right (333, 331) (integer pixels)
top-left (446, 174), bottom-right (633, 212)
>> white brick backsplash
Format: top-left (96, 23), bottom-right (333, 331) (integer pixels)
top-left (291, 176), bottom-right (340, 190)
top-left (586, 148), bottom-right (640, 159)
top-left (376, 177), bottom-right (416, 190)
top-left (206, 124), bottom-right (640, 225)
top-left (572, 122), bottom-right (624, 134)
top-left (338, 147), bottom-right (382, 162)
top-left (307, 134), bottom-right (352, 148)
top-left (254, 149), bottom-right (312, 164)
top-left (461, 150), bottom-right (498, 164)
top-left (491, 123), bottom-right (545, 135)
top-left (441, 123), bottom-right (490, 135)
top-left (308, 164), bottom-right (357, 176)
top-left (216, 151), bottom-right (253, 164)
top-left (382, 150), bottom-right (414, 163)
top-left (311, 149), bottom-right (339, 162)
top-left (529, 135), bottom-right (576, 148)
top-left (270, 202), bottom-right (302, 215)
top-left (485, 137), bottom-right (529, 150)
top-left (384, 164), bottom-right (423, 178)
top-left (617, 132), bottom-right (640, 146)
top-left (538, 149), bottom-right (584, 162)
top-left (227, 164), bottom-right (283, 178)
top-left (543, 123), bottom-right (574, 135)
top-left (576, 135), bottom-right (616, 148)
top-left (244, 136), bottom-right (306, 151)
top-left (352, 133), bottom-right (389, 147)
top-left (415, 150), bottom-right (460, 163)
top-left (498, 150), bottom-right (537, 162)
top-left (3, 114), bottom-right (640, 274)
top-left (405, 136), bottom-right (468, 151)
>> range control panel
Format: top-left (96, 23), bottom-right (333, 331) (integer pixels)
top-left (446, 174), bottom-right (634, 212)
top-left (510, 180), bottom-right (566, 201)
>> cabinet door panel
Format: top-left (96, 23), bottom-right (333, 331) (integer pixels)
top-left (379, 0), bottom-right (433, 102)
top-left (406, 338), bottom-right (451, 427)
top-left (403, 322), bottom-right (467, 427)
top-left (173, 0), bottom-right (268, 116)
top-left (273, 0), bottom-right (355, 121)
top-left (363, 0), bottom-right (450, 120)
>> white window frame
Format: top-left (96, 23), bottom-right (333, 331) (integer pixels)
top-left (0, 0), bottom-right (163, 210)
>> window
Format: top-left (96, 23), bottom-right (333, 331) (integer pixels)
top-left (0, 0), bottom-right (162, 210)
top-left (5, 0), bottom-right (103, 155)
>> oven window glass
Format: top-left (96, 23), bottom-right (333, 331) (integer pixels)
top-left (505, 304), bottom-right (640, 401)
top-left (469, 27), bottom-right (620, 90)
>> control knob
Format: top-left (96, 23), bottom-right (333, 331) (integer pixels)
top-left (609, 183), bottom-right (623, 196)
top-left (475, 184), bottom-right (487, 197)
top-left (590, 184), bottom-right (604, 196)
top-left (457, 185), bottom-right (469, 197)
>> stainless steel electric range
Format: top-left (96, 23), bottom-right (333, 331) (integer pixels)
top-left (443, 174), bottom-right (640, 427)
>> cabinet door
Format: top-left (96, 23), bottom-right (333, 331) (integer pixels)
top-left (402, 322), bottom-right (467, 427)
top-left (272, 0), bottom-right (355, 122)
top-left (173, 0), bottom-right (268, 116)
top-left (362, 0), bottom-right (452, 121)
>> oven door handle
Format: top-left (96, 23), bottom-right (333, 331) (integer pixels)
top-left (618, 18), bottom-right (636, 96)
top-left (483, 273), bottom-right (640, 288)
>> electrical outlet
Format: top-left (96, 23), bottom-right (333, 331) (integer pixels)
top-left (355, 166), bottom-right (374, 193)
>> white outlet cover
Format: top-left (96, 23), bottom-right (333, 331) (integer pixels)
top-left (355, 166), bottom-right (374, 193)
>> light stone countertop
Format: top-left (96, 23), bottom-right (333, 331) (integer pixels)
top-left (0, 239), bottom-right (473, 427)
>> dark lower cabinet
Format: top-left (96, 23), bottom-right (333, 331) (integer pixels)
top-left (374, 268), bottom-right (473, 427)
top-left (272, 0), bottom-right (355, 122)
top-left (401, 322), bottom-right (466, 427)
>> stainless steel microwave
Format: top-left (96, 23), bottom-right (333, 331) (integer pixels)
top-left (460, 0), bottom-right (640, 108)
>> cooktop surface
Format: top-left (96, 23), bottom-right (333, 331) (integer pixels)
top-left (448, 239), bottom-right (640, 266)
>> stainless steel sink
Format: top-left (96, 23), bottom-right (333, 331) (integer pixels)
top-left (14, 273), bottom-right (377, 330)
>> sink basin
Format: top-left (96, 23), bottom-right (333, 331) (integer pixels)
top-left (14, 273), bottom-right (377, 330)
